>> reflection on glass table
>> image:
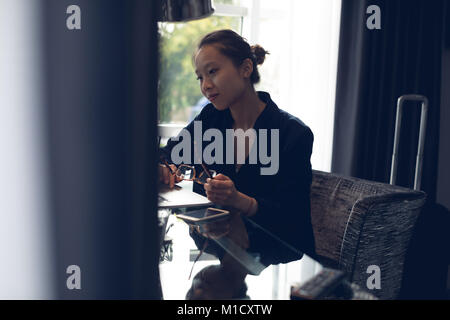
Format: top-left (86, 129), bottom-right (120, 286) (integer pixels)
top-left (159, 212), bottom-right (317, 300)
top-left (158, 209), bottom-right (377, 300)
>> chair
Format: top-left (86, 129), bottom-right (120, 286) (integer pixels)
top-left (310, 170), bottom-right (426, 299)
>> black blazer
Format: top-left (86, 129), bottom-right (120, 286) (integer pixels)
top-left (161, 91), bottom-right (316, 266)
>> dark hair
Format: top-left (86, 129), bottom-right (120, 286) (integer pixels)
top-left (185, 265), bottom-right (249, 300)
top-left (197, 29), bottom-right (269, 84)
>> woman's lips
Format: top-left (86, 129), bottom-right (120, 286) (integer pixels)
top-left (208, 94), bottom-right (219, 102)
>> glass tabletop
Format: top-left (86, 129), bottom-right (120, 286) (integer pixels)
top-left (158, 209), bottom-right (324, 300)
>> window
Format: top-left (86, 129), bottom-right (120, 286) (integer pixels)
top-left (157, 0), bottom-right (247, 125)
top-left (245, 0), bottom-right (342, 172)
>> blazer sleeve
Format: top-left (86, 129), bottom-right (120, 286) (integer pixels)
top-left (249, 125), bottom-right (316, 263)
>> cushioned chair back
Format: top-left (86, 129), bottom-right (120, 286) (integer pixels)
top-left (310, 170), bottom-right (426, 299)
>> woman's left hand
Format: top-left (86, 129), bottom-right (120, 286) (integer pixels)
top-left (203, 174), bottom-right (238, 208)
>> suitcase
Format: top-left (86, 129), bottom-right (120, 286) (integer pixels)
top-left (390, 95), bottom-right (429, 191)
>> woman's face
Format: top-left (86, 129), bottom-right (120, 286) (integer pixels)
top-left (194, 44), bottom-right (250, 111)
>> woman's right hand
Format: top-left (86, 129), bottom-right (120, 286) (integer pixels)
top-left (158, 163), bottom-right (181, 189)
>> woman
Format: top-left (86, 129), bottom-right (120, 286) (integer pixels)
top-left (159, 29), bottom-right (316, 298)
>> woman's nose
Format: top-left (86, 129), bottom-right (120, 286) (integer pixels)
top-left (202, 77), bottom-right (213, 92)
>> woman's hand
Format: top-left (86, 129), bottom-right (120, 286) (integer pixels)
top-left (203, 174), bottom-right (257, 216)
top-left (203, 174), bottom-right (239, 207)
top-left (158, 163), bottom-right (182, 189)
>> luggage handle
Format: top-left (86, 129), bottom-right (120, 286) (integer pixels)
top-left (390, 95), bottom-right (428, 191)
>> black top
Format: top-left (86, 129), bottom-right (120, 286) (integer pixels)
top-left (161, 91), bottom-right (316, 265)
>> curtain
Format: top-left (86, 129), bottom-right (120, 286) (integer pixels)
top-left (332, 0), bottom-right (445, 200)
top-left (332, 0), bottom-right (449, 299)
top-left (43, 0), bottom-right (161, 299)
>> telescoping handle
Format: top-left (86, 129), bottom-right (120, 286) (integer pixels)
top-left (390, 95), bottom-right (428, 191)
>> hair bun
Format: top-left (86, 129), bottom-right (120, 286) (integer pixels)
top-left (251, 44), bottom-right (269, 65)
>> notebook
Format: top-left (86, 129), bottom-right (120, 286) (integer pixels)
top-left (158, 180), bottom-right (212, 209)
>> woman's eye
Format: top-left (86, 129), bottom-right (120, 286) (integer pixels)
top-left (196, 76), bottom-right (203, 81)
top-left (209, 68), bottom-right (217, 75)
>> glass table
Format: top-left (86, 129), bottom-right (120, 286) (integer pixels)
top-left (158, 208), bottom-right (377, 300)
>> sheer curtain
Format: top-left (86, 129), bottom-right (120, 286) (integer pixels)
top-left (243, 0), bottom-right (341, 172)
top-left (241, 0), bottom-right (342, 299)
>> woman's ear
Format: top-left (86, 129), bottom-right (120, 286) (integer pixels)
top-left (240, 58), bottom-right (253, 79)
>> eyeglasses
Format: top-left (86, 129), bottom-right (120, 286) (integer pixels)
top-left (175, 164), bottom-right (216, 185)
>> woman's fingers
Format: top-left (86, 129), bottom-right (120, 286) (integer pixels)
top-left (169, 165), bottom-right (178, 188)
top-left (164, 167), bottom-right (170, 185)
top-left (203, 183), bottom-right (214, 192)
top-left (204, 181), bottom-right (232, 194)
top-left (170, 169), bottom-right (176, 188)
top-left (158, 165), bottom-right (164, 182)
top-left (206, 178), bottom-right (232, 189)
top-left (205, 191), bottom-right (226, 202)
top-left (158, 164), bottom-right (179, 189)
top-left (175, 169), bottom-right (183, 183)
top-left (213, 173), bottom-right (229, 180)
top-left (205, 185), bottom-right (235, 206)
top-left (162, 167), bottom-right (168, 184)
top-left (170, 164), bottom-right (178, 178)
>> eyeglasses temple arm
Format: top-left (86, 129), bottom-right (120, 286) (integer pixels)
top-left (201, 163), bottom-right (212, 179)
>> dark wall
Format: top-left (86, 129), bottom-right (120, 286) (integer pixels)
top-left (43, 0), bottom-right (160, 299)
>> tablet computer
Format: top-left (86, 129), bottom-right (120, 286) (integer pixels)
top-left (176, 207), bottom-right (230, 225)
